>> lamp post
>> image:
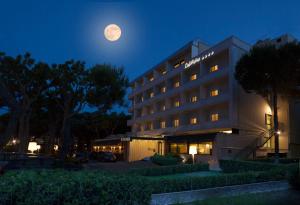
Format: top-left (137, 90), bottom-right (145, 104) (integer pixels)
top-left (189, 146), bottom-right (197, 164)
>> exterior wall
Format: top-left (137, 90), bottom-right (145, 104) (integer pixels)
top-left (214, 132), bottom-right (257, 160)
top-left (127, 35), bottom-right (297, 162)
top-left (128, 139), bottom-right (164, 162)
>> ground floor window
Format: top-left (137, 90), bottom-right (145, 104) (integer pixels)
top-left (191, 142), bottom-right (212, 155)
top-left (170, 143), bottom-right (187, 154)
top-left (169, 141), bottom-right (213, 155)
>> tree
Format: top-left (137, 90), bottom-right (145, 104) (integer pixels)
top-left (50, 60), bottom-right (88, 158)
top-left (0, 53), bottom-right (51, 152)
top-left (235, 42), bottom-right (300, 161)
top-left (86, 64), bottom-right (129, 112)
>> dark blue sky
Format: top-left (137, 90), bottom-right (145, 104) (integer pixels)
top-left (1, 0), bottom-right (300, 82)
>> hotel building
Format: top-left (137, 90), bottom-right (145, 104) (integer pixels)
top-left (96, 35), bottom-right (300, 163)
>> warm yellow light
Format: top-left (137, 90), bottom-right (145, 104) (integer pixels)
top-left (28, 142), bottom-right (39, 153)
top-left (54, 145), bottom-right (59, 151)
top-left (189, 145), bottom-right (197, 155)
top-left (12, 139), bottom-right (16, 144)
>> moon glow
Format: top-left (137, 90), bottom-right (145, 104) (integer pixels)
top-left (104, 24), bottom-right (121, 41)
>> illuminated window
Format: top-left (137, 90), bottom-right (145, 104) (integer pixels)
top-left (211, 113), bottom-right (219, 122)
top-left (162, 70), bottom-right (167, 75)
top-left (174, 100), bottom-right (180, 107)
top-left (190, 74), bottom-right (197, 81)
top-left (170, 143), bottom-right (187, 154)
top-left (210, 65), bottom-right (218, 72)
top-left (190, 96), bottom-right (198, 103)
top-left (174, 119), bottom-right (180, 127)
top-left (141, 96), bottom-right (144, 102)
top-left (161, 105), bottom-right (166, 111)
top-left (189, 142), bottom-right (212, 155)
top-left (150, 92), bottom-right (154, 98)
top-left (210, 89), bottom-right (219, 97)
top-left (174, 63), bottom-right (180, 68)
top-left (190, 117), bottom-right (197, 124)
top-left (161, 86), bottom-right (166, 93)
top-left (180, 60), bottom-right (185, 65)
top-left (265, 114), bottom-right (272, 130)
top-left (149, 76), bottom-right (154, 81)
top-left (174, 81), bottom-right (180, 88)
top-left (160, 121), bottom-right (166, 128)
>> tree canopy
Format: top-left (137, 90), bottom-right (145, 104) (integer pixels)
top-left (235, 41), bottom-right (300, 161)
top-left (0, 52), bottom-right (129, 157)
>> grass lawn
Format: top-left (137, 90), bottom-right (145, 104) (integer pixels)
top-left (181, 190), bottom-right (300, 205)
top-left (148, 171), bottom-right (221, 179)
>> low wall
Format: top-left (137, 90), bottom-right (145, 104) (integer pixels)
top-left (151, 180), bottom-right (290, 205)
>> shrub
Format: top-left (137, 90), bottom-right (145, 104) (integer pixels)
top-left (150, 153), bottom-right (181, 166)
top-left (219, 160), bottom-right (289, 173)
top-left (149, 169), bottom-right (287, 194)
top-left (0, 170), bottom-right (152, 205)
top-left (129, 163), bottom-right (209, 176)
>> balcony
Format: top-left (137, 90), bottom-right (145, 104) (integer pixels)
top-left (133, 93), bottom-right (230, 122)
top-left (133, 67), bottom-right (229, 109)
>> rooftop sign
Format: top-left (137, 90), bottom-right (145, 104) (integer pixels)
top-left (184, 51), bottom-right (215, 69)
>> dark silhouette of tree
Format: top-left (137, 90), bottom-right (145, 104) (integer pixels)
top-left (0, 52), bottom-right (51, 153)
top-left (0, 52), bottom-right (129, 157)
top-left (235, 42), bottom-right (300, 161)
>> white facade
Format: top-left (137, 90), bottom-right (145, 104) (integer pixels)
top-left (126, 35), bottom-right (293, 162)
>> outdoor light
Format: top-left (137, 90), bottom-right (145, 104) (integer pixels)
top-left (54, 145), bottom-right (59, 151)
top-left (28, 142), bottom-right (39, 153)
top-left (189, 145), bottom-right (197, 164)
top-left (276, 130), bottom-right (281, 135)
top-left (12, 139), bottom-right (16, 145)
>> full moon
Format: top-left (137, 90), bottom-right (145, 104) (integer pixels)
top-left (104, 24), bottom-right (121, 42)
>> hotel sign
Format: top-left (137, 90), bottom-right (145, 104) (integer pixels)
top-left (184, 51), bottom-right (215, 69)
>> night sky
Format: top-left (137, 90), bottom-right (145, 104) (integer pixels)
top-left (1, 0), bottom-right (300, 82)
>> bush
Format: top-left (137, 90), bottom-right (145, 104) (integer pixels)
top-left (150, 153), bottom-right (181, 166)
top-left (129, 163), bottom-right (209, 176)
top-left (0, 170), bottom-right (152, 205)
top-left (149, 169), bottom-right (287, 194)
top-left (219, 160), bottom-right (289, 173)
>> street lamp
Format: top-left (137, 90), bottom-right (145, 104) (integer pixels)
top-left (189, 145), bottom-right (197, 164)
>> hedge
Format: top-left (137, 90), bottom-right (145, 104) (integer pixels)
top-left (149, 169), bottom-right (287, 194)
top-left (129, 163), bottom-right (209, 176)
top-left (248, 158), bottom-right (299, 164)
top-left (0, 170), bottom-right (152, 205)
top-left (150, 153), bottom-right (181, 166)
top-left (219, 160), bottom-right (292, 173)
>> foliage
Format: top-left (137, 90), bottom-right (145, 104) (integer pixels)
top-left (219, 160), bottom-right (295, 173)
top-left (149, 169), bottom-right (287, 194)
top-left (0, 170), bottom-right (151, 205)
top-left (248, 158), bottom-right (299, 164)
top-left (235, 42), bottom-right (300, 159)
top-left (235, 42), bottom-right (300, 97)
top-left (150, 153), bottom-right (181, 166)
top-left (129, 163), bottom-right (209, 176)
top-left (0, 52), bottom-right (129, 155)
